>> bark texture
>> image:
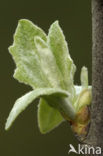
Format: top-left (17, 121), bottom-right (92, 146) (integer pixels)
top-left (84, 0), bottom-right (103, 155)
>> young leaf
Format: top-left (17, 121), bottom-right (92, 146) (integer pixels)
top-left (38, 98), bottom-right (64, 134)
top-left (76, 89), bottom-right (92, 111)
top-left (80, 66), bottom-right (88, 89)
top-left (34, 36), bottom-right (65, 89)
top-left (5, 88), bottom-right (69, 130)
top-left (9, 19), bottom-right (51, 89)
top-left (48, 21), bottom-right (76, 94)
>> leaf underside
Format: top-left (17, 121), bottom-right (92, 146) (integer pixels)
top-left (5, 88), bottom-right (68, 130)
top-left (38, 98), bottom-right (64, 134)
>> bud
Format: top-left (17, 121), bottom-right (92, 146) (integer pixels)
top-left (77, 89), bottom-right (92, 110)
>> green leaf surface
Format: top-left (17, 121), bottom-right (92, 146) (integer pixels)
top-left (9, 19), bottom-right (50, 89)
top-left (9, 19), bottom-right (76, 95)
top-left (48, 21), bottom-right (76, 94)
top-left (38, 98), bottom-right (64, 134)
top-left (5, 88), bottom-right (69, 130)
top-left (34, 36), bottom-right (65, 88)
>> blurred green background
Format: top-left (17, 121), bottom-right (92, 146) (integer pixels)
top-left (0, 0), bottom-right (91, 156)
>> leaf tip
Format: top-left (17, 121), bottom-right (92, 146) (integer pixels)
top-left (49, 20), bottom-right (60, 30)
top-left (5, 123), bottom-right (9, 131)
top-left (5, 118), bottom-right (11, 131)
top-left (18, 19), bottom-right (30, 24)
top-left (53, 20), bottom-right (59, 25)
top-left (39, 127), bottom-right (47, 134)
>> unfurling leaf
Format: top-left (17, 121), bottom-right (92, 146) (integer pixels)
top-left (38, 98), bottom-right (64, 134)
top-left (9, 19), bottom-right (76, 93)
top-left (9, 19), bottom-right (48, 89)
top-left (80, 66), bottom-right (88, 89)
top-left (48, 21), bottom-right (76, 94)
top-left (34, 36), bottom-right (65, 88)
top-left (5, 88), bottom-right (69, 130)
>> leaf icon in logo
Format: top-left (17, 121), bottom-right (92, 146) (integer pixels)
top-left (68, 144), bottom-right (78, 154)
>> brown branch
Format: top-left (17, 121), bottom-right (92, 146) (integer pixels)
top-left (83, 0), bottom-right (103, 155)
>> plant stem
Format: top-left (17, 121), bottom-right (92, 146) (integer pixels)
top-left (84, 0), bottom-right (103, 154)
